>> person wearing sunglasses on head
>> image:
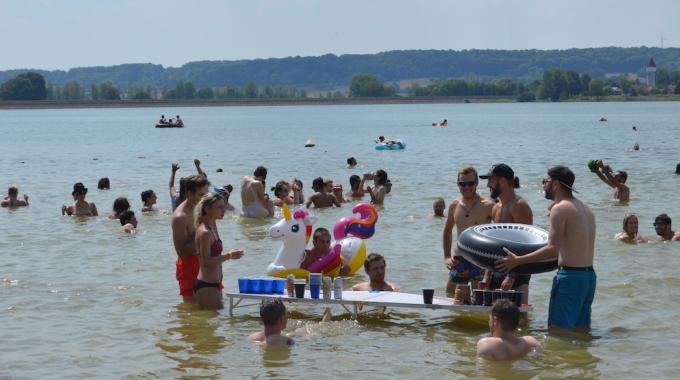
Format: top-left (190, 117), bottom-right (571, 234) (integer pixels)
top-left (479, 163), bottom-right (533, 306)
top-left (653, 214), bottom-right (680, 241)
top-left (62, 182), bottom-right (98, 216)
top-left (442, 166), bottom-right (494, 304)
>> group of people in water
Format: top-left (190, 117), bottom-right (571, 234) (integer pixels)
top-left (4, 146), bottom-right (679, 361)
top-left (158, 114), bottom-right (184, 127)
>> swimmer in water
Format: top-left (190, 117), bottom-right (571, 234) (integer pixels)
top-left (110, 197), bottom-right (131, 220)
top-left (119, 210), bottom-right (137, 234)
top-left (347, 157), bottom-right (357, 168)
top-left (141, 190), bottom-right (157, 212)
top-left (271, 180), bottom-right (294, 207)
top-left (248, 299), bottom-right (294, 346)
top-left (477, 299), bottom-right (541, 361)
top-left (433, 197), bottom-right (446, 217)
top-left (97, 177), bottom-right (110, 190)
top-left (615, 214), bottom-right (647, 243)
top-left (306, 177), bottom-right (340, 208)
top-left (1, 185), bottom-right (29, 207)
top-left (331, 183), bottom-right (347, 203)
top-left (366, 169), bottom-right (388, 204)
top-left (241, 166), bottom-right (274, 218)
top-left (62, 182), bottom-right (98, 216)
top-left (352, 253), bottom-right (400, 291)
top-left (593, 160), bottom-right (630, 202)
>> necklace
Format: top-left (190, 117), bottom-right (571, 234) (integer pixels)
top-left (460, 197), bottom-right (479, 218)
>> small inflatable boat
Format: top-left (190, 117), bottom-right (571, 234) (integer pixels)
top-left (375, 140), bottom-right (406, 150)
top-left (155, 124), bottom-right (184, 128)
top-left (457, 223), bottom-right (557, 275)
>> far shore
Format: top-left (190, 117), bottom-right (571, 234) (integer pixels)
top-left (0, 95), bottom-right (678, 110)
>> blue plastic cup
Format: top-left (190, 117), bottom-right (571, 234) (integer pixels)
top-left (273, 279), bottom-right (286, 294)
top-left (262, 278), bottom-right (274, 294)
top-left (309, 273), bottom-right (323, 285)
top-left (250, 278), bottom-right (263, 294)
top-left (238, 278), bottom-right (249, 293)
top-left (310, 284), bottom-right (321, 299)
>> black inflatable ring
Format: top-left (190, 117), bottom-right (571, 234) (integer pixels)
top-left (457, 223), bottom-right (557, 275)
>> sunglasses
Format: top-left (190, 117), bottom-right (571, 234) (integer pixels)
top-left (457, 180), bottom-right (477, 187)
top-left (653, 222), bottom-right (666, 227)
top-left (542, 178), bottom-right (552, 185)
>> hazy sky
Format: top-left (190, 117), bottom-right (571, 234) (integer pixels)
top-left (2, 0), bottom-right (678, 71)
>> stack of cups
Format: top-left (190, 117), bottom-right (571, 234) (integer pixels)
top-left (309, 273), bottom-right (322, 299)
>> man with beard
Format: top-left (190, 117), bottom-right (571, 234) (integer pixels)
top-left (443, 166), bottom-right (494, 304)
top-left (479, 164), bottom-right (533, 305)
top-left (496, 166), bottom-right (596, 329)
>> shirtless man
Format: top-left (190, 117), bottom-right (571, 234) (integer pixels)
top-left (443, 166), bottom-right (494, 303)
top-left (119, 210), bottom-right (137, 234)
top-left (480, 164), bottom-right (533, 305)
top-left (331, 183), bottom-right (348, 203)
top-left (62, 182), bottom-right (98, 216)
top-left (497, 166), bottom-right (596, 329)
top-left (241, 166), bottom-right (274, 218)
top-left (477, 299), bottom-right (541, 360)
top-left (1, 186), bottom-right (29, 207)
top-left (653, 214), bottom-right (680, 241)
top-left (141, 190), bottom-right (157, 212)
top-left (347, 174), bottom-right (369, 198)
top-left (594, 160), bottom-right (630, 202)
top-left (172, 175), bottom-right (210, 302)
top-left (300, 228), bottom-right (350, 276)
top-left (352, 253), bottom-right (400, 291)
top-left (248, 299), bottom-right (295, 346)
top-left (306, 177), bottom-right (340, 208)
top-left (366, 169), bottom-right (388, 204)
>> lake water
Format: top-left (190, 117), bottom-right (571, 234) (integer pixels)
top-left (1, 102), bottom-right (679, 379)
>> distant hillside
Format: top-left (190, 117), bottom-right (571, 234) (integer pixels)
top-left (1, 47), bottom-right (677, 90)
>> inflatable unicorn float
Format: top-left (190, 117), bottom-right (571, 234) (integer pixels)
top-left (267, 203), bottom-right (378, 278)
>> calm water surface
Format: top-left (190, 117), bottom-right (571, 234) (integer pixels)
top-left (1, 102), bottom-right (679, 379)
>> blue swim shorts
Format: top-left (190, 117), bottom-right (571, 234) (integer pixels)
top-left (548, 268), bottom-right (597, 328)
top-left (449, 256), bottom-right (482, 284)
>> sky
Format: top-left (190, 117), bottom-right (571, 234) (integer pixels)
top-left (1, 0), bottom-right (679, 71)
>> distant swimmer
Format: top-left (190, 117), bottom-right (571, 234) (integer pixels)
top-left (593, 160), bottom-right (630, 202)
top-left (62, 182), bottom-right (98, 216)
top-left (1, 185), bottom-right (29, 207)
top-left (432, 119), bottom-right (448, 126)
top-left (271, 180), bottom-right (294, 207)
top-left (632, 143), bottom-right (640, 151)
top-left (119, 210), bottom-right (137, 234)
top-left (248, 299), bottom-right (295, 346)
top-left (306, 177), bottom-right (340, 208)
top-left (432, 197), bottom-right (445, 217)
top-left (97, 177), bottom-right (110, 190)
top-left (194, 192), bottom-right (244, 309)
top-left (110, 197), bottom-right (131, 220)
top-left (616, 214), bottom-right (647, 243)
top-left (175, 115), bottom-right (184, 127)
top-left (477, 299), bottom-right (541, 361)
top-left (375, 136), bottom-right (404, 149)
top-left (366, 169), bottom-right (389, 205)
top-left (141, 190), bottom-right (157, 212)
top-left (241, 166), bottom-right (274, 218)
top-left (352, 253), bottom-right (400, 291)
top-left (347, 156), bottom-right (358, 168)
top-left (653, 214), bottom-right (680, 241)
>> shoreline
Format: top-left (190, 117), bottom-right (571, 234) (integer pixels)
top-left (0, 95), bottom-right (678, 110)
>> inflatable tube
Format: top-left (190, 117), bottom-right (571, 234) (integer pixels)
top-left (375, 140), bottom-right (406, 150)
top-left (338, 237), bottom-right (367, 275)
top-left (457, 223), bottom-right (557, 275)
top-left (155, 124), bottom-right (184, 128)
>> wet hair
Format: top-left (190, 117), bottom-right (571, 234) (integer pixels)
top-left (347, 157), bottom-right (357, 166)
top-left (349, 175), bottom-right (361, 190)
top-left (655, 213), bottom-right (672, 226)
top-left (615, 171), bottom-right (628, 183)
top-left (312, 177), bottom-right (325, 192)
top-left (622, 213), bottom-right (637, 231)
top-left (313, 227), bottom-right (330, 241)
top-left (8, 186), bottom-right (18, 197)
top-left (260, 299), bottom-right (287, 326)
top-left (513, 177), bottom-right (520, 189)
top-left (676, 163), bottom-right (680, 175)
top-left (112, 197), bottom-right (130, 214)
top-left (293, 178), bottom-right (303, 190)
top-left (194, 192), bottom-right (224, 228)
top-left (253, 166), bottom-right (268, 179)
top-left (141, 190), bottom-right (154, 203)
top-left (119, 210), bottom-right (135, 226)
top-left (98, 177), bottom-right (110, 190)
top-left (374, 169), bottom-right (388, 186)
top-left (433, 197), bottom-right (445, 206)
top-left (364, 252), bottom-right (386, 272)
top-left (224, 184), bottom-right (234, 194)
top-left (177, 177), bottom-right (188, 206)
top-left (184, 175), bottom-right (209, 194)
top-left (491, 299), bottom-right (520, 332)
top-left (271, 180), bottom-right (290, 198)
top-left (457, 166), bottom-right (478, 182)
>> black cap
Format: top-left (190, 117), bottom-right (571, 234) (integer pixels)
top-left (72, 182), bottom-right (88, 195)
top-left (547, 166), bottom-right (578, 193)
top-left (479, 163), bottom-right (514, 180)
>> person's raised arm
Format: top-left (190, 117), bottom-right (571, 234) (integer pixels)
top-left (169, 163), bottom-right (179, 197)
top-left (194, 159), bottom-right (206, 179)
top-left (595, 161), bottom-right (616, 188)
top-left (172, 216), bottom-right (196, 259)
top-left (253, 181), bottom-right (268, 208)
top-left (443, 200), bottom-right (458, 268)
top-left (22, 194), bottom-right (29, 206)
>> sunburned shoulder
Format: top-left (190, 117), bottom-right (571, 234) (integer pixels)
top-left (673, 232), bottom-right (680, 241)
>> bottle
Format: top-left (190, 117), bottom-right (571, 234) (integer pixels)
top-left (333, 277), bottom-right (343, 300)
top-left (286, 274), bottom-right (295, 297)
top-left (323, 276), bottom-right (332, 300)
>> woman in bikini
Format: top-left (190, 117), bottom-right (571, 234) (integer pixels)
top-left (193, 192), bottom-right (244, 309)
top-left (62, 182), bottom-right (98, 216)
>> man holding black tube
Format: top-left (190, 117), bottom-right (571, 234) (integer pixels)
top-left (496, 166), bottom-right (596, 329)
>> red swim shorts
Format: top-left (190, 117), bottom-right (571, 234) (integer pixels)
top-left (176, 255), bottom-right (199, 296)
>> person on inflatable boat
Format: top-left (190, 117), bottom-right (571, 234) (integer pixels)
top-left (299, 228), bottom-right (350, 275)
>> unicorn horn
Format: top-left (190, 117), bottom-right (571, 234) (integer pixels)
top-left (283, 204), bottom-right (291, 221)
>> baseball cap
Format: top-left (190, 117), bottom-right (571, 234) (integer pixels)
top-left (479, 163), bottom-right (514, 180)
top-left (547, 165), bottom-right (578, 193)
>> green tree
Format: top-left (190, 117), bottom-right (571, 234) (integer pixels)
top-left (244, 81), bottom-right (258, 98)
top-left (579, 73), bottom-right (592, 95)
top-left (564, 70), bottom-right (581, 97)
top-left (539, 69), bottom-right (566, 101)
top-left (98, 82), bottom-right (121, 100)
top-left (0, 72), bottom-right (47, 100)
top-left (63, 81), bottom-right (84, 100)
top-left (197, 87), bottom-right (214, 99)
top-left (91, 84), bottom-right (99, 100)
top-left (349, 73), bottom-right (388, 97)
top-left (588, 79), bottom-right (605, 97)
